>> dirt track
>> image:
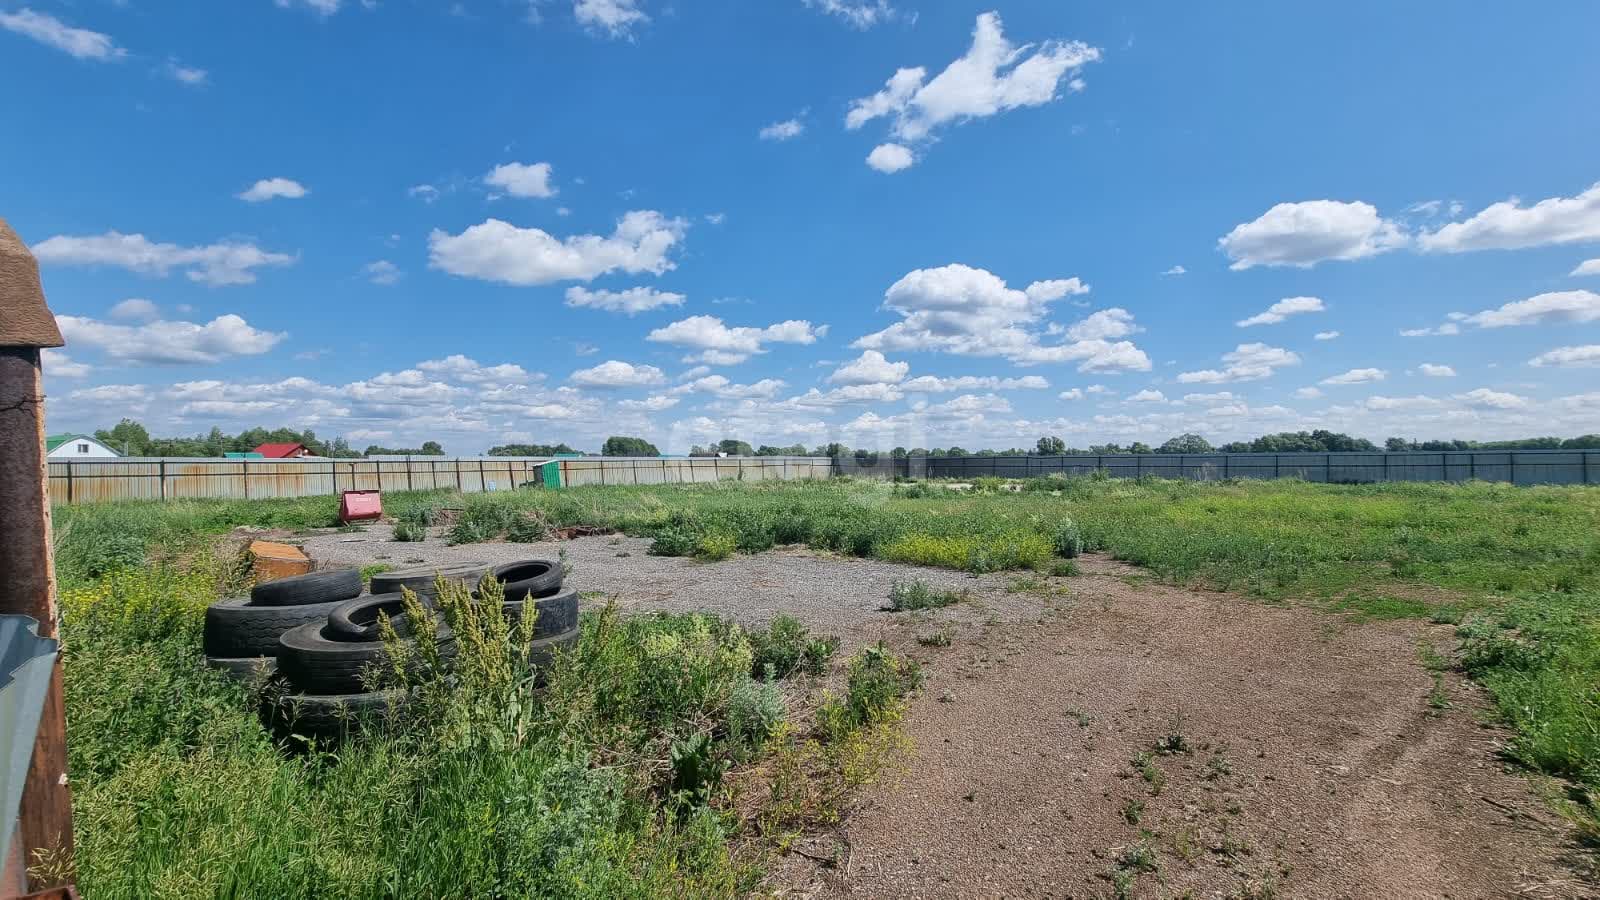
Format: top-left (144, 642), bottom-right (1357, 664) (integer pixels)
top-left (299, 528), bottom-right (1596, 898)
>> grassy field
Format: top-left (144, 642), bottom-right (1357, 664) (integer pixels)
top-left (51, 489), bottom-right (916, 897)
top-left (50, 475), bottom-right (1600, 892)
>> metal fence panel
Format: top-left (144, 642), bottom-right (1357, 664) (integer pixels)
top-left (45, 450), bottom-right (1600, 505)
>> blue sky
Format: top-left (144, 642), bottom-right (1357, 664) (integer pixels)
top-left (7, 0), bottom-right (1600, 453)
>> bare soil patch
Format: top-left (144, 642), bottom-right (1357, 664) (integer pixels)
top-left (299, 529), bottom-right (1595, 898)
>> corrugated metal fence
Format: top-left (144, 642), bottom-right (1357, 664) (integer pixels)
top-left (48, 457), bottom-right (553, 505)
top-left (557, 456), bottom-right (834, 486)
top-left (842, 450), bottom-right (1600, 485)
top-left (45, 450), bottom-right (1600, 505)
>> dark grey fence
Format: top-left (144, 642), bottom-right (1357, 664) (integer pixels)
top-left (836, 450), bottom-right (1600, 486)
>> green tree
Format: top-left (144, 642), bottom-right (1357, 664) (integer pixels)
top-left (1035, 435), bottom-right (1066, 454)
top-left (487, 443), bottom-right (578, 456)
top-left (1158, 433), bottom-right (1213, 454)
top-left (602, 436), bottom-right (661, 456)
top-left (94, 418), bottom-right (151, 456)
top-left (717, 439), bottom-right (755, 457)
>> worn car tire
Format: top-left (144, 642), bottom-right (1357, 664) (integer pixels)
top-left (325, 592), bottom-right (436, 643)
top-left (269, 689), bottom-right (410, 741)
top-left (278, 621), bottom-right (455, 695)
top-left (490, 560), bottom-right (562, 602)
top-left (527, 626), bottom-right (580, 683)
top-left (204, 596), bottom-right (347, 658)
top-left (501, 588), bottom-right (580, 639)
top-left (204, 655), bottom-right (278, 681)
top-left (250, 569), bottom-right (362, 607)
top-left (370, 561), bottom-right (491, 599)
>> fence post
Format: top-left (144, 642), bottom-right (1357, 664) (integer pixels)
top-left (65, 460), bottom-right (73, 504)
top-left (1274, 455), bottom-right (1280, 479)
top-left (1136, 455), bottom-right (1142, 478)
top-left (406, 457), bottom-right (413, 492)
top-left (1383, 453), bottom-right (1389, 482)
top-left (243, 460), bottom-right (250, 500)
top-left (159, 459), bottom-right (166, 500)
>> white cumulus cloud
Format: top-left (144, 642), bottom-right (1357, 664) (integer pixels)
top-left (853, 263), bottom-right (1148, 372)
top-left (827, 351), bottom-right (909, 385)
top-left (564, 285), bottom-right (685, 315)
top-left (1177, 343), bottom-right (1300, 383)
top-left (0, 8), bottom-right (125, 60)
top-left (1573, 259), bottom-right (1600, 277)
top-left (759, 119), bottom-right (805, 141)
top-left (847, 12), bottom-right (1100, 149)
top-left (803, 0), bottom-right (902, 29)
top-left (484, 162), bottom-right (557, 198)
top-left (866, 143), bottom-right (914, 173)
top-left (1320, 367), bottom-right (1386, 385)
top-left (574, 0), bottom-right (647, 37)
top-left (1417, 363), bottom-right (1456, 377)
top-left (647, 315), bottom-right (826, 365)
top-left (1218, 200), bottom-right (1406, 270)
top-left (1529, 345), bottom-right (1600, 368)
top-left (1418, 182), bottom-right (1600, 253)
top-left (569, 360), bottom-right (666, 388)
top-left (428, 211), bottom-right (687, 285)
top-left (1455, 388), bottom-right (1529, 410)
top-left (1461, 290), bottom-right (1600, 328)
top-left (32, 231), bottom-right (295, 286)
top-left (56, 313), bottom-right (286, 364)
top-left (238, 178), bottom-right (309, 202)
top-left (1236, 296), bottom-right (1325, 327)
top-left (1314, 330), bottom-right (1340, 341)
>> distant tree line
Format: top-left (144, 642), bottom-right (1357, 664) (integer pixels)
top-left (486, 442), bottom-right (580, 456)
top-left (361, 441), bottom-right (444, 456)
top-left (88, 419), bottom-right (436, 458)
top-left (1384, 435), bottom-right (1600, 451)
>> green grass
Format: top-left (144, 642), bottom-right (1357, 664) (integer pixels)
top-left (51, 474), bottom-right (1600, 865)
top-left (886, 578), bottom-right (967, 611)
top-left (51, 495), bottom-right (917, 898)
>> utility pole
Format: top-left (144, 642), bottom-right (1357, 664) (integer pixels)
top-left (0, 219), bottom-right (74, 896)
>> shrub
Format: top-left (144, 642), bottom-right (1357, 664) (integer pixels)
top-left (727, 676), bottom-right (786, 751)
top-left (1049, 559), bottom-right (1080, 577)
top-left (393, 520), bottom-right (428, 542)
top-left (748, 615), bottom-right (807, 678)
top-left (506, 512), bottom-right (551, 543)
top-left (817, 644), bottom-right (921, 743)
top-left (887, 579), bottom-right (966, 611)
top-left (694, 530), bottom-right (738, 561)
top-left (1052, 517), bottom-right (1084, 558)
top-left (801, 636), bottom-right (839, 675)
top-left (748, 616), bottom-right (838, 678)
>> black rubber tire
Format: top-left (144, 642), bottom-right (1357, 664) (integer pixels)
top-left (204, 655), bottom-right (278, 681)
top-left (268, 689), bottom-right (410, 742)
top-left (370, 561), bottom-right (491, 599)
top-left (204, 596), bottom-right (347, 658)
top-left (324, 592), bottom-right (436, 643)
top-left (278, 621), bottom-right (455, 695)
top-left (527, 626), bottom-right (580, 683)
top-left (502, 588), bottom-right (580, 639)
top-left (250, 569), bottom-right (363, 607)
top-left (490, 560), bottom-right (562, 602)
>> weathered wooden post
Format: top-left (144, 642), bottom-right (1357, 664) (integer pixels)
top-left (0, 219), bottom-right (74, 896)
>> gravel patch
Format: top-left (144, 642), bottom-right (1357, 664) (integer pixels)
top-left (300, 523), bottom-right (1061, 641)
top-left (297, 524), bottom-right (1596, 898)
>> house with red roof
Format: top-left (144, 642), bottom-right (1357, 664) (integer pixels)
top-left (253, 442), bottom-right (311, 459)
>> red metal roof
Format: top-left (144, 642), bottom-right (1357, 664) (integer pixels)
top-left (253, 442), bottom-right (307, 458)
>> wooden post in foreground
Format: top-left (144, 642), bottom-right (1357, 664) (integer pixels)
top-left (0, 218), bottom-right (74, 895)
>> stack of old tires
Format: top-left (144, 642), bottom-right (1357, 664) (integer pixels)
top-left (204, 569), bottom-right (366, 681)
top-left (205, 560), bottom-right (580, 742)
